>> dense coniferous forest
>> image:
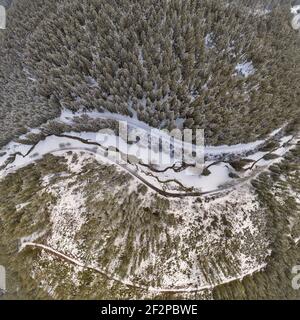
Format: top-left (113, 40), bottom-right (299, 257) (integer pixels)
top-left (0, 0), bottom-right (300, 301)
top-left (0, 0), bottom-right (299, 147)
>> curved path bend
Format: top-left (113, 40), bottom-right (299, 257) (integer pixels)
top-left (23, 242), bottom-right (267, 294)
top-left (1, 132), bottom-right (298, 198)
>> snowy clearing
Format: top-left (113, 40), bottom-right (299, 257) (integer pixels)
top-left (0, 108), bottom-right (298, 195)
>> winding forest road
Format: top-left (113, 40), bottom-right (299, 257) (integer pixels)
top-left (23, 242), bottom-right (267, 294)
top-left (36, 133), bottom-right (300, 198)
top-left (1, 131), bottom-right (298, 199)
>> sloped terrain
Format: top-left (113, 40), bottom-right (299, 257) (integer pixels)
top-left (0, 0), bottom-right (299, 146)
top-left (0, 0), bottom-right (299, 300)
top-left (0, 142), bottom-right (299, 299)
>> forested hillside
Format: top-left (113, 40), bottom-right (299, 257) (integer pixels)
top-left (0, 0), bottom-right (299, 145)
top-left (0, 0), bottom-right (60, 147)
top-left (0, 0), bottom-right (300, 301)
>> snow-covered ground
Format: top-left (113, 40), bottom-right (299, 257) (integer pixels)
top-left (20, 153), bottom-right (270, 293)
top-left (2, 109), bottom-right (295, 295)
top-left (59, 109), bottom-right (284, 157)
top-left (291, 5), bottom-right (300, 15)
top-left (0, 108), bottom-right (286, 167)
top-left (235, 61), bottom-right (255, 77)
top-left (0, 109), bottom-right (297, 195)
top-left (0, 130), bottom-right (296, 194)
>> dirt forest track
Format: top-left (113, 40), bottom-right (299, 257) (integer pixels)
top-left (22, 242), bottom-right (267, 293)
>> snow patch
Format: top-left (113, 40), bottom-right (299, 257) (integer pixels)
top-left (235, 61), bottom-right (255, 78)
top-left (291, 5), bottom-right (300, 15)
top-left (46, 177), bottom-right (87, 259)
